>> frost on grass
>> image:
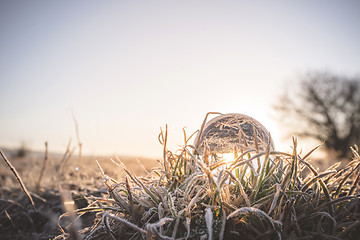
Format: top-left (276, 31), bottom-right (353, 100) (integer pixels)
top-left (57, 113), bottom-right (360, 240)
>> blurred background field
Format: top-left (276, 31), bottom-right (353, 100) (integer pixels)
top-left (0, 147), bottom-right (157, 239)
top-left (0, 147), bottom-right (157, 191)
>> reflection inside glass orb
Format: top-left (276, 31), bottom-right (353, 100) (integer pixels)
top-left (222, 152), bottom-right (237, 165)
top-left (196, 113), bottom-right (274, 165)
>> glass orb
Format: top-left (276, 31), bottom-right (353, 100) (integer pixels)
top-left (197, 113), bottom-right (274, 155)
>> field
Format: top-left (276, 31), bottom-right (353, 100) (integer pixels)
top-left (0, 148), bottom-right (157, 240)
top-left (1, 133), bottom-right (360, 239)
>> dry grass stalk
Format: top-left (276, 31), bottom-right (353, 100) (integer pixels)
top-left (58, 138), bottom-right (76, 176)
top-left (72, 112), bottom-right (82, 172)
top-left (0, 149), bottom-right (35, 209)
top-left (36, 141), bottom-right (49, 191)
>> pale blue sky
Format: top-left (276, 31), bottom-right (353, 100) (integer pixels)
top-left (1, 1), bottom-right (359, 158)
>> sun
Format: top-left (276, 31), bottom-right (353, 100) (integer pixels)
top-left (221, 152), bottom-right (236, 165)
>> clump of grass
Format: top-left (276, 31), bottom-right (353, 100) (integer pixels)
top-left (60, 120), bottom-right (360, 239)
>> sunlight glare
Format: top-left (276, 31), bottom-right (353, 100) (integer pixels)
top-left (221, 152), bottom-right (236, 165)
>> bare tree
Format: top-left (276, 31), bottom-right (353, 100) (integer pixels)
top-left (275, 71), bottom-right (360, 158)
